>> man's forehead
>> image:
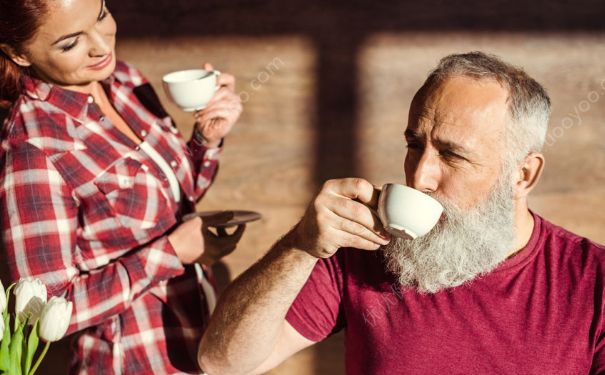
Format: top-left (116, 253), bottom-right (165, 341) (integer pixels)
top-left (406, 77), bottom-right (509, 144)
top-left (405, 113), bottom-right (480, 157)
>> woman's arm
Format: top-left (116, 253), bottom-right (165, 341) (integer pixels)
top-left (187, 65), bottom-right (242, 201)
top-left (187, 133), bottom-right (222, 201)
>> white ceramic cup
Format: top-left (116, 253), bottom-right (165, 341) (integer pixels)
top-left (377, 183), bottom-right (444, 239)
top-left (162, 69), bottom-right (220, 111)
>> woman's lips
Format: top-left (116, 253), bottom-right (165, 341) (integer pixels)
top-left (88, 52), bottom-right (113, 70)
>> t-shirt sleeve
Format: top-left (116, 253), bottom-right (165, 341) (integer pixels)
top-left (592, 285), bottom-right (605, 374)
top-left (285, 252), bottom-right (345, 342)
top-left (592, 332), bottom-right (605, 374)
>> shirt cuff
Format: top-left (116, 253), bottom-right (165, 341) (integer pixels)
top-left (189, 128), bottom-right (223, 159)
top-left (125, 236), bottom-right (185, 288)
top-left (192, 126), bottom-right (224, 148)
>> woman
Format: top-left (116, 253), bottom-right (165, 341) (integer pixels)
top-left (0, 0), bottom-right (244, 373)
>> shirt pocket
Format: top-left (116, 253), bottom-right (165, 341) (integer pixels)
top-left (93, 156), bottom-right (173, 232)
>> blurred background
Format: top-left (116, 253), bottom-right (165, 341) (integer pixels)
top-left (42, 0), bottom-right (605, 373)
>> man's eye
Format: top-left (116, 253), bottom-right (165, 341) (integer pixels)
top-left (405, 142), bottom-right (422, 150)
top-left (439, 150), bottom-right (461, 160)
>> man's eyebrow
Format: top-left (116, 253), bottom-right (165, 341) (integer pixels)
top-left (433, 138), bottom-right (471, 155)
top-left (404, 129), bottom-right (472, 156)
top-left (404, 129), bottom-right (421, 140)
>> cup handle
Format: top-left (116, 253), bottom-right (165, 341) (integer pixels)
top-left (213, 70), bottom-right (221, 91)
top-left (376, 184), bottom-right (389, 228)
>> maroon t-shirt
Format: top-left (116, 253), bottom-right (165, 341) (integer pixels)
top-left (286, 213), bottom-right (605, 374)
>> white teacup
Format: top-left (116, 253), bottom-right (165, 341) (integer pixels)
top-left (377, 183), bottom-right (443, 239)
top-left (162, 69), bottom-right (220, 111)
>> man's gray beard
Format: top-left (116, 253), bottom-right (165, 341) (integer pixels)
top-left (383, 172), bottom-right (516, 294)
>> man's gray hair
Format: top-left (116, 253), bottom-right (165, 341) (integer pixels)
top-left (415, 51), bottom-right (551, 164)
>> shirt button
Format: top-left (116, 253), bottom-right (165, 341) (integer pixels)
top-left (170, 160), bottom-right (178, 168)
top-left (135, 146), bottom-right (140, 151)
top-left (203, 161), bottom-right (211, 167)
top-left (188, 196), bottom-right (194, 201)
top-left (141, 130), bottom-right (148, 137)
top-left (87, 96), bottom-right (94, 104)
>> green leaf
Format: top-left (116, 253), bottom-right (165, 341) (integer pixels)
top-left (27, 342), bottom-right (49, 375)
top-left (3, 284), bottom-right (14, 321)
top-left (22, 321), bottom-right (38, 375)
top-left (8, 321), bottom-right (23, 375)
top-left (0, 314), bottom-right (11, 372)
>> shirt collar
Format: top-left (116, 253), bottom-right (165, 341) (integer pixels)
top-left (22, 71), bottom-right (119, 122)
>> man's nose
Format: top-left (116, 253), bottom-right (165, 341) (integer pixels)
top-left (408, 150), bottom-right (440, 193)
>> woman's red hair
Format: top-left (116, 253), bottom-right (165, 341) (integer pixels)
top-left (0, 0), bottom-right (48, 109)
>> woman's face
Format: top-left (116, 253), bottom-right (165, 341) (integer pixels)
top-left (17, 0), bottom-right (117, 91)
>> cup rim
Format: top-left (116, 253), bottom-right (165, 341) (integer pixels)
top-left (381, 183), bottom-right (442, 208)
top-left (162, 69), bottom-right (214, 84)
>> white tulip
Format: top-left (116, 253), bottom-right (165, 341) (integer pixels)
top-left (0, 279), bottom-right (6, 313)
top-left (14, 277), bottom-right (47, 324)
top-left (0, 314), bottom-right (3, 341)
top-left (38, 296), bottom-right (72, 342)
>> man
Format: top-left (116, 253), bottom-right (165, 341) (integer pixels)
top-left (198, 52), bottom-right (605, 374)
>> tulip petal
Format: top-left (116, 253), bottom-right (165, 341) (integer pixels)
top-left (14, 279), bottom-right (47, 326)
top-left (38, 297), bottom-right (72, 342)
top-left (0, 280), bottom-right (6, 314)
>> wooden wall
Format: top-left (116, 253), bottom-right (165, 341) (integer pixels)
top-left (117, 32), bottom-right (605, 375)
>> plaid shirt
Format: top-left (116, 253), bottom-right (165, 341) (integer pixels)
top-left (0, 61), bottom-right (220, 374)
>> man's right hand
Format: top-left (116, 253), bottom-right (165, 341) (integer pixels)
top-left (293, 178), bottom-right (391, 259)
top-left (199, 178), bottom-right (391, 375)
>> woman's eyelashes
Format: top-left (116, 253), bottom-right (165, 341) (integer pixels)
top-left (60, 38), bottom-right (79, 52)
top-left (99, 7), bottom-right (108, 21)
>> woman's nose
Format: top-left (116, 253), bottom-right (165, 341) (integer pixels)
top-left (89, 30), bottom-right (111, 57)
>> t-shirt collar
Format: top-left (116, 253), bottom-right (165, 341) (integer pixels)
top-left (491, 210), bottom-right (543, 273)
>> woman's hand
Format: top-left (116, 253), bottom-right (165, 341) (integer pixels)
top-left (193, 63), bottom-right (243, 148)
top-left (167, 217), bottom-right (246, 265)
top-left (199, 225), bottom-right (246, 265)
top-left (167, 217), bottom-right (205, 264)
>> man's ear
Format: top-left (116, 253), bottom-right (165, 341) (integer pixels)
top-left (513, 152), bottom-right (545, 200)
top-left (0, 44), bottom-right (32, 67)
